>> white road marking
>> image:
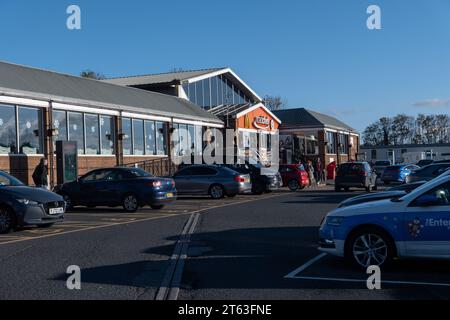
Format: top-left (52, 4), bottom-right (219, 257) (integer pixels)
top-left (284, 253), bottom-right (328, 279)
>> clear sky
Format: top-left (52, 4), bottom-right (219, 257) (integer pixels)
top-left (1, 0), bottom-right (450, 132)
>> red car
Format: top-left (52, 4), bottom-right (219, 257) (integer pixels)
top-left (279, 164), bottom-right (310, 191)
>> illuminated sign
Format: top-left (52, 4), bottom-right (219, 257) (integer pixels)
top-left (253, 116), bottom-right (275, 130)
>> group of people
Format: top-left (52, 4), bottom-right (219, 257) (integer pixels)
top-left (300, 157), bottom-right (327, 187)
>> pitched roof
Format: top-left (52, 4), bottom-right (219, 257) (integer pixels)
top-left (104, 68), bottom-right (226, 86)
top-left (274, 108), bottom-right (357, 132)
top-left (0, 61), bottom-right (223, 124)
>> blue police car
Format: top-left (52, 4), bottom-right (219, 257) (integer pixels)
top-left (320, 174), bottom-right (450, 268)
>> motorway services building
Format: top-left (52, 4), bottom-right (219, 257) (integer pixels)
top-left (0, 61), bottom-right (224, 186)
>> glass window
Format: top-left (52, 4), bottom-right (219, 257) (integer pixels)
top-left (85, 114), bottom-right (100, 155)
top-left (133, 119), bottom-right (145, 155)
top-left (100, 115), bottom-right (114, 155)
top-left (178, 124), bottom-right (189, 156)
top-left (18, 107), bottom-right (43, 155)
top-left (218, 75), bottom-right (225, 105)
top-left (211, 76), bottom-right (219, 107)
top-left (53, 110), bottom-right (67, 150)
top-left (0, 105), bottom-right (17, 154)
top-left (188, 125), bottom-right (195, 155)
top-left (339, 134), bottom-right (349, 154)
top-left (188, 82), bottom-right (196, 105)
top-left (156, 122), bottom-right (167, 155)
top-left (326, 131), bottom-right (336, 155)
top-left (145, 120), bottom-right (156, 155)
top-left (225, 79), bottom-right (234, 104)
top-left (371, 150), bottom-right (377, 160)
top-left (203, 79), bottom-right (211, 109)
top-left (196, 80), bottom-right (204, 107)
top-left (122, 118), bottom-right (132, 155)
top-left (195, 126), bottom-right (203, 156)
top-left (68, 112), bottom-right (84, 154)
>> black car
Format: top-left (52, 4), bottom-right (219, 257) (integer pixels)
top-left (416, 159), bottom-right (434, 167)
top-left (0, 171), bottom-right (65, 234)
top-left (387, 181), bottom-right (426, 193)
top-left (223, 163), bottom-right (282, 194)
top-left (55, 167), bottom-right (177, 212)
top-left (335, 162), bottom-right (378, 192)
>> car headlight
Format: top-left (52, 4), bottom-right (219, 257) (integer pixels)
top-left (326, 217), bottom-right (345, 226)
top-left (17, 199), bottom-right (40, 206)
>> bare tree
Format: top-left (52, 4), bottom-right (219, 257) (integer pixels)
top-left (80, 70), bottom-right (106, 80)
top-left (263, 95), bottom-right (288, 111)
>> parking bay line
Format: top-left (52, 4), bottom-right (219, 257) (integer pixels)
top-left (285, 253), bottom-right (450, 288)
top-left (0, 193), bottom-right (287, 247)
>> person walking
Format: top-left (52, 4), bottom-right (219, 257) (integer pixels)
top-left (32, 158), bottom-right (49, 189)
top-left (315, 158), bottom-right (324, 185)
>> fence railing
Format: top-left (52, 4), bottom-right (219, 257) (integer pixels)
top-left (122, 157), bottom-right (177, 177)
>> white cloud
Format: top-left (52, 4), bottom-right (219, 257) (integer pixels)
top-left (412, 99), bottom-right (450, 108)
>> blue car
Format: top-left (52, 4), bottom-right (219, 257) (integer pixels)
top-left (320, 174), bottom-right (450, 268)
top-left (381, 164), bottom-right (420, 184)
top-left (55, 167), bottom-right (177, 212)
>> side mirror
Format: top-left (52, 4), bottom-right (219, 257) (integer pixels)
top-left (415, 194), bottom-right (440, 207)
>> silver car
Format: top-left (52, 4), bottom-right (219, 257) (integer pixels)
top-left (173, 165), bottom-right (252, 199)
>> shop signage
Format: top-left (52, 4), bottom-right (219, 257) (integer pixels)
top-left (253, 116), bottom-right (275, 130)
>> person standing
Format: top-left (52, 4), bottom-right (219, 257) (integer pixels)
top-left (32, 158), bottom-right (48, 189)
top-left (315, 158), bottom-right (324, 185)
top-left (307, 160), bottom-right (316, 187)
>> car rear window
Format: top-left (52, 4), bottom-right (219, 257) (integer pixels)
top-left (339, 163), bottom-right (365, 174)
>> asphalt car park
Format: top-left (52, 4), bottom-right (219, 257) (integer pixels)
top-left (0, 192), bottom-right (287, 246)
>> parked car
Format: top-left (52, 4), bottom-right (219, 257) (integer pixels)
top-left (416, 159), bottom-right (434, 167)
top-left (388, 181), bottom-right (427, 193)
top-left (373, 160), bottom-right (391, 177)
top-left (335, 162), bottom-right (378, 192)
top-left (338, 191), bottom-right (406, 208)
top-left (55, 167), bottom-right (176, 212)
top-left (381, 164), bottom-right (420, 184)
top-left (279, 164), bottom-right (310, 191)
top-left (405, 163), bottom-right (450, 183)
top-left (173, 165), bottom-right (252, 199)
top-left (0, 171), bottom-right (65, 234)
top-left (223, 163), bottom-right (282, 195)
top-left (320, 174), bottom-right (450, 269)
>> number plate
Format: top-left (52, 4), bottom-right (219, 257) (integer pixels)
top-left (166, 193), bottom-right (174, 198)
top-left (49, 207), bottom-right (64, 215)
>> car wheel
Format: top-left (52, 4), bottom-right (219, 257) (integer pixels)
top-left (346, 227), bottom-right (395, 269)
top-left (123, 194), bottom-right (139, 212)
top-left (209, 185), bottom-right (225, 200)
top-left (288, 180), bottom-right (300, 192)
top-left (252, 183), bottom-right (265, 195)
top-left (0, 206), bottom-right (15, 234)
top-left (150, 205), bottom-right (164, 210)
top-left (38, 223), bottom-right (55, 228)
top-left (62, 193), bottom-right (73, 210)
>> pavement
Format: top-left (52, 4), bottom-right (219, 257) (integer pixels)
top-left (1, 186), bottom-right (450, 300)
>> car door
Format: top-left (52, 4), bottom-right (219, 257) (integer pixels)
top-left (404, 181), bottom-right (450, 258)
top-left (78, 170), bottom-right (110, 206)
top-left (190, 167), bottom-right (219, 195)
top-left (98, 169), bottom-right (126, 205)
top-left (173, 167), bottom-right (195, 194)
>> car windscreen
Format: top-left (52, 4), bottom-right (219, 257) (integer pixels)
top-left (0, 171), bottom-right (24, 186)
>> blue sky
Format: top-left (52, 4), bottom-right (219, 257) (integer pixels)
top-left (1, 0), bottom-right (450, 132)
